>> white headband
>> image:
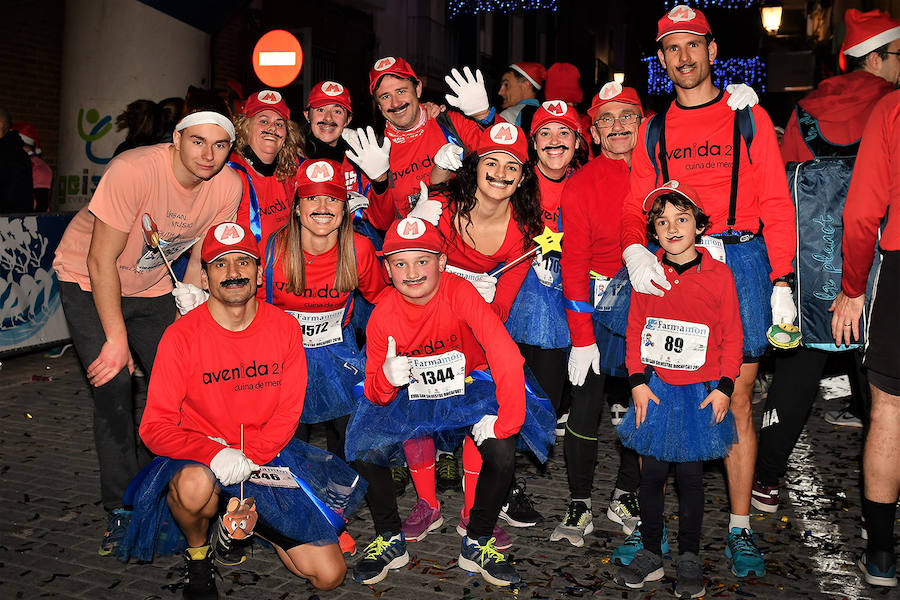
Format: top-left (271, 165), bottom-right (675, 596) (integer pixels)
top-left (175, 111), bottom-right (236, 142)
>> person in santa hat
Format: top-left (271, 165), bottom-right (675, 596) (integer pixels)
top-left (498, 61), bottom-right (545, 132)
top-left (13, 121), bottom-right (51, 212)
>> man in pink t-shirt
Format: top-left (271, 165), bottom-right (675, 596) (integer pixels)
top-left (52, 110), bottom-right (242, 555)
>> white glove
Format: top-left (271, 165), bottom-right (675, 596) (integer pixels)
top-left (172, 282), bottom-right (209, 316)
top-left (531, 251), bottom-right (555, 286)
top-left (770, 285), bottom-right (797, 326)
top-left (382, 336), bottom-right (411, 387)
top-left (207, 436), bottom-right (228, 446)
top-left (444, 67), bottom-right (490, 116)
top-left (342, 126), bottom-right (391, 181)
top-left (209, 447), bottom-right (259, 486)
top-left (726, 83), bottom-right (759, 111)
top-left (434, 143), bottom-right (464, 171)
top-left (471, 414), bottom-right (498, 445)
top-left (568, 344), bottom-right (601, 387)
top-left (471, 274), bottom-right (497, 303)
top-left (408, 181), bottom-right (443, 226)
top-left (622, 244), bottom-right (670, 297)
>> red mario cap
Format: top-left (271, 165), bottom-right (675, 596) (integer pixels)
top-left (201, 222), bottom-right (260, 263)
top-left (509, 62), bottom-right (547, 90)
top-left (477, 122), bottom-right (528, 164)
top-left (306, 80), bottom-right (352, 113)
top-left (656, 5), bottom-right (712, 42)
top-left (243, 90), bottom-right (291, 120)
top-left (842, 9), bottom-right (900, 57)
top-left (13, 122), bottom-right (39, 150)
top-left (296, 159), bottom-right (347, 200)
top-left (545, 62), bottom-right (583, 104)
top-left (369, 56), bottom-right (418, 94)
top-left (381, 217), bottom-right (444, 256)
top-left (588, 82), bottom-right (644, 119)
top-left (642, 180), bottom-right (705, 213)
top-left (530, 100), bottom-right (582, 136)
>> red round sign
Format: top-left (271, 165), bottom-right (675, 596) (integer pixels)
top-left (252, 30), bottom-right (303, 88)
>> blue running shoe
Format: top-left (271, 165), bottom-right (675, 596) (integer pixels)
top-left (458, 535), bottom-right (520, 586)
top-left (725, 527), bottom-right (765, 577)
top-left (857, 550), bottom-right (897, 588)
top-left (612, 523), bottom-right (669, 566)
top-left (352, 532), bottom-right (409, 585)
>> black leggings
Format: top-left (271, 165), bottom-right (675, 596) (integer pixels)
top-left (294, 414), bottom-right (350, 460)
top-left (564, 370), bottom-right (641, 498)
top-left (518, 343), bottom-right (568, 415)
top-left (639, 456), bottom-right (703, 556)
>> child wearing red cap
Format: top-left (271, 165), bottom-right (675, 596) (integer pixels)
top-left (612, 182), bottom-right (740, 597)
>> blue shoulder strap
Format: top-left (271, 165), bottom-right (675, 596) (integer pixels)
top-left (227, 161), bottom-right (262, 243)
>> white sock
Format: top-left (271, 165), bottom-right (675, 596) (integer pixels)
top-left (729, 514), bottom-right (751, 531)
top-left (573, 497), bottom-right (592, 510)
top-left (612, 488), bottom-right (629, 501)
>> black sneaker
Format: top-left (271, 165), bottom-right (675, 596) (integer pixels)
top-left (499, 479), bottom-right (542, 527)
top-left (352, 532), bottom-right (409, 585)
top-left (675, 552), bottom-right (706, 598)
top-left (182, 549), bottom-right (219, 600)
top-left (458, 535), bottom-right (521, 586)
top-left (210, 516), bottom-right (247, 566)
top-left (436, 452), bottom-right (461, 493)
top-left (614, 548), bottom-right (664, 589)
top-left (391, 466), bottom-right (411, 497)
top-left (98, 508), bottom-right (132, 556)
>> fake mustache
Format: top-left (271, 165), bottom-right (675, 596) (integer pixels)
top-left (542, 144), bottom-right (570, 153)
top-left (387, 103), bottom-right (411, 114)
top-left (221, 278), bottom-right (250, 287)
top-left (316, 120), bottom-right (338, 128)
top-left (485, 174), bottom-right (516, 186)
top-left (403, 277), bottom-right (426, 285)
top-left (261, 130), bottom-right (283, 139)
top-left (311, 211), bottom-right (336, 218)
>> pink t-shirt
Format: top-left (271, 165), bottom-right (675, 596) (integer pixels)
top-left (53, 144), bottom-right (241, 297)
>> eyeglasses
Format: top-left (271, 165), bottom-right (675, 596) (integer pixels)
top-left (884, 51), bottom-right (900, 57)
top-left (593, 113), bottom-right (641, 128)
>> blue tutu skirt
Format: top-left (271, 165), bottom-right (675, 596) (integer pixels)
top-left (506, 266), bottom-right (571, 349)
top-left (616, 372), bottom-right (736, 462)
top-left (592, 271), bottom-right (630, 377)
top-left (116, 439), bottom-right (367, 562)
top-left (594, 237), bottom-right (772, 359)
top-left (345, 367), bottom-right (556, 466)
top-left (350, 291), bottom-right (375, 338)
top-left (302, 325), bottom-right (365, 423)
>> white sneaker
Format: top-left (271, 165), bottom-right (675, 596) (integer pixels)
top-left (608, 492), bottom-right (640, 534)
top-left (555, 412), bottom-right (569, 436)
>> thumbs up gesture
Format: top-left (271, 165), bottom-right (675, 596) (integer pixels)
top-left (382, 336), bottom-right (411, 387)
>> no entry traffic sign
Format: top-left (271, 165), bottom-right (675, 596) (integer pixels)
top-left (252, 30), bottom-right (303, 88)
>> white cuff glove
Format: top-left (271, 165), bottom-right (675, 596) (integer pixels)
top-left (471, 274), bottom-right (498, 303)
top-left (444, 67), bottom-right (489, 116)
top-left (622, 244), bottom-right (670, 296)
top-left (770, 285), bottom-right (797, 326)
top-left (207, 436), bottom-right (228, 446)
top-left (568, 344), bottom-right (601, 387)
top-left (471, 414), bottom-right (498, 445)
top-left (726, 83), bottom-right (759, 111)
top-left (408, 181), bottom-right (443, 226)
top-left (382, 336), bottom-right (411, 387)
top-left (434, 143), bottom-right (464, 171)
top-left (209, 447), bottom-right (259, 486)
top-left (172, 282), bottom-right (208, 316)
top-left (342, 126), bottom-right (391, 181)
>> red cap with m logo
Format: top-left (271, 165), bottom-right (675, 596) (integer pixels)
top-left (306, 80), bottom-right (352, 113)
top-left (296, 159), bottom-right (347, 200)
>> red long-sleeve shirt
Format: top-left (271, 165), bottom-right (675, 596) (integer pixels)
top-left (231, 154), bottom-right (295, 260)
top-left (842, 90), bottom-right (900, 297)
top-left (364, 273), bottom-right (526, 439)
top-left (140, 302), bottom-right (307, 466)
top-left (626, 249), bottom-right (742, 385)
top-left (560, 153), bottom-right (631, 346)
top-left (622, 91), bottom-right (797, 280)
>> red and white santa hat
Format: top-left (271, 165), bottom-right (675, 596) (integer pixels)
top-left (201, 222), bottom-right (260, 263)
top-left (530, 100), bottom-right (582, 136)
top-left (296, 159), bottom-right (347, 200)
top-left (842, 9), bottom-right (900, 57)
top-left (306, 80), bottom-right (352, 113)
top-left (656, 4), bottom-right (712, 42)
top-left (477, 122), bottom-right (529, 164)
top-left (587, 82), bottom-right (644, 119)
top-left (381, 217), bottom-right (444, 256)
top-left (243, 90), bottom-right (291, 120)
top-left (13, 122), bottom-right (39, 151)
top-left (642, 180), bottom-right (705, 213)
top-left (509, 62), bottom-right (547, 90)
top-left (369, 56), bottom-right (419, 94)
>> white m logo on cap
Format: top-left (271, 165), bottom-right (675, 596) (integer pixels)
top-left (667, 5), bottom-right (696, 22)
top-left (322, 81), bottom-right (344, 95)
top-left (542, 101), bottom-right (567, 115)
top-left (598, 82), bottom-right (623, 100)
top-left (398, 217), bottom-right (425, 239)
top-left (306, 161), bottom-right (335, 182)
top-left (490, 124), bottom-right (518, 144)
top-left (374, 57), bottom-right (396, 71)
top-left (214, 223), bottom-right (246, 244)
top-left (258, 90), bottom-right (283, 104)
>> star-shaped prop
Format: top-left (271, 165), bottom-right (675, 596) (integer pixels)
top-left (533, 226), bottom-right (563, 254)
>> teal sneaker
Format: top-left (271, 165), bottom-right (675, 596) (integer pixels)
top-left (858, 549), bottom-right (897, 587)
top-left (612, 523), bottom-right (669, 566)
top-left (458, 535), bottom-right (520, 586)
top-left (352, 532), bottom-right (409, 585)
top-left (725, 527), bottom-right (765, 577)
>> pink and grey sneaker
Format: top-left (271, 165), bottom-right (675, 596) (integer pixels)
top-left (455, 510), bottom-right (512, 551)
top-left (750, 480), bottom-right (779, 513)
top-left (401, 499), bottom-right (444, 542)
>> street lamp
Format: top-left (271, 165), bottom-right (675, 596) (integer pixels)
top-left (613, 72), bottom-right (625, 84)
top-left (761, 1), bottom-right (783, 35)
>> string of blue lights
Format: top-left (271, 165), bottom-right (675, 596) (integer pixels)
top-left (448, 0), bottom-right (559, 19)
top-left (643, 55), bottom-right (766, 95)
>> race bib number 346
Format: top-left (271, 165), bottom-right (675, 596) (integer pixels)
top-left (408, 350), bottom-right (466, 400)
top-left (640, 318), bottom-right (709, 371)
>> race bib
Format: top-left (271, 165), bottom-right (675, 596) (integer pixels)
top-left (408, 350), bottom-right (466, 400)
top-left (640, 317), bottom-right (709, 371)
top-left (445, 264), bottom-right (485, 283)
top-left (287, 308), bottom-right (344, 348)
top-left (697, 236), bottom-right (726, 264)
top-left (533, 252), bottom-right (561, 288)
top-left (248, 466), bottom-right (300, 489)
top-left (592, 274), bottom-right (611, 308)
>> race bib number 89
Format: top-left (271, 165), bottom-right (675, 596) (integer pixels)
top-left (408, 350), bottom-right (466, 400)
top-left (640, 317), bottom-right (709, 371)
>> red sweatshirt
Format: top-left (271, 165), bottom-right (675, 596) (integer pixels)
top-left (535, 168), bottom-right (564, 230)
top-left (560, 153), bottom-right (631, 346)
top-left (364, 273), bottom-right (525, 439)
top-left (140, 302), bottom-right (307, 466)
top-left (622, 91), bottom-right (797, 280)
top-left (842, 90), bottom-right (900, 297)
top-left (781, 71), bottom-right (894, 164)
top-left (231, 154), bottom-right (294, 260)
top-left (626, 249), bottom-right (742, 386)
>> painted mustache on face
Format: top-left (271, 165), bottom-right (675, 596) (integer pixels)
top-left (316, 120), bottom-right (338, 128)
top-left (387, 103), bottom-right (411, 114)
top-left (261, 129), bottom-right (283, 140)
top-left (310, 210), bottom-right (336, 218)
top-left (221, 277), bottom-right (250, 287)
top-left (541, 144), bottom-right (570, 153)
top-left (403, 276), bottom-right (427, 285)
top-left (485, 173), bottom-right (516, 186)
top-left (606, 130), bottom-right (631, 139)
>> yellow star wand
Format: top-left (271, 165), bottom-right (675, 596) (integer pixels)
top-left (489, 226), bottom-right (563, 278)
